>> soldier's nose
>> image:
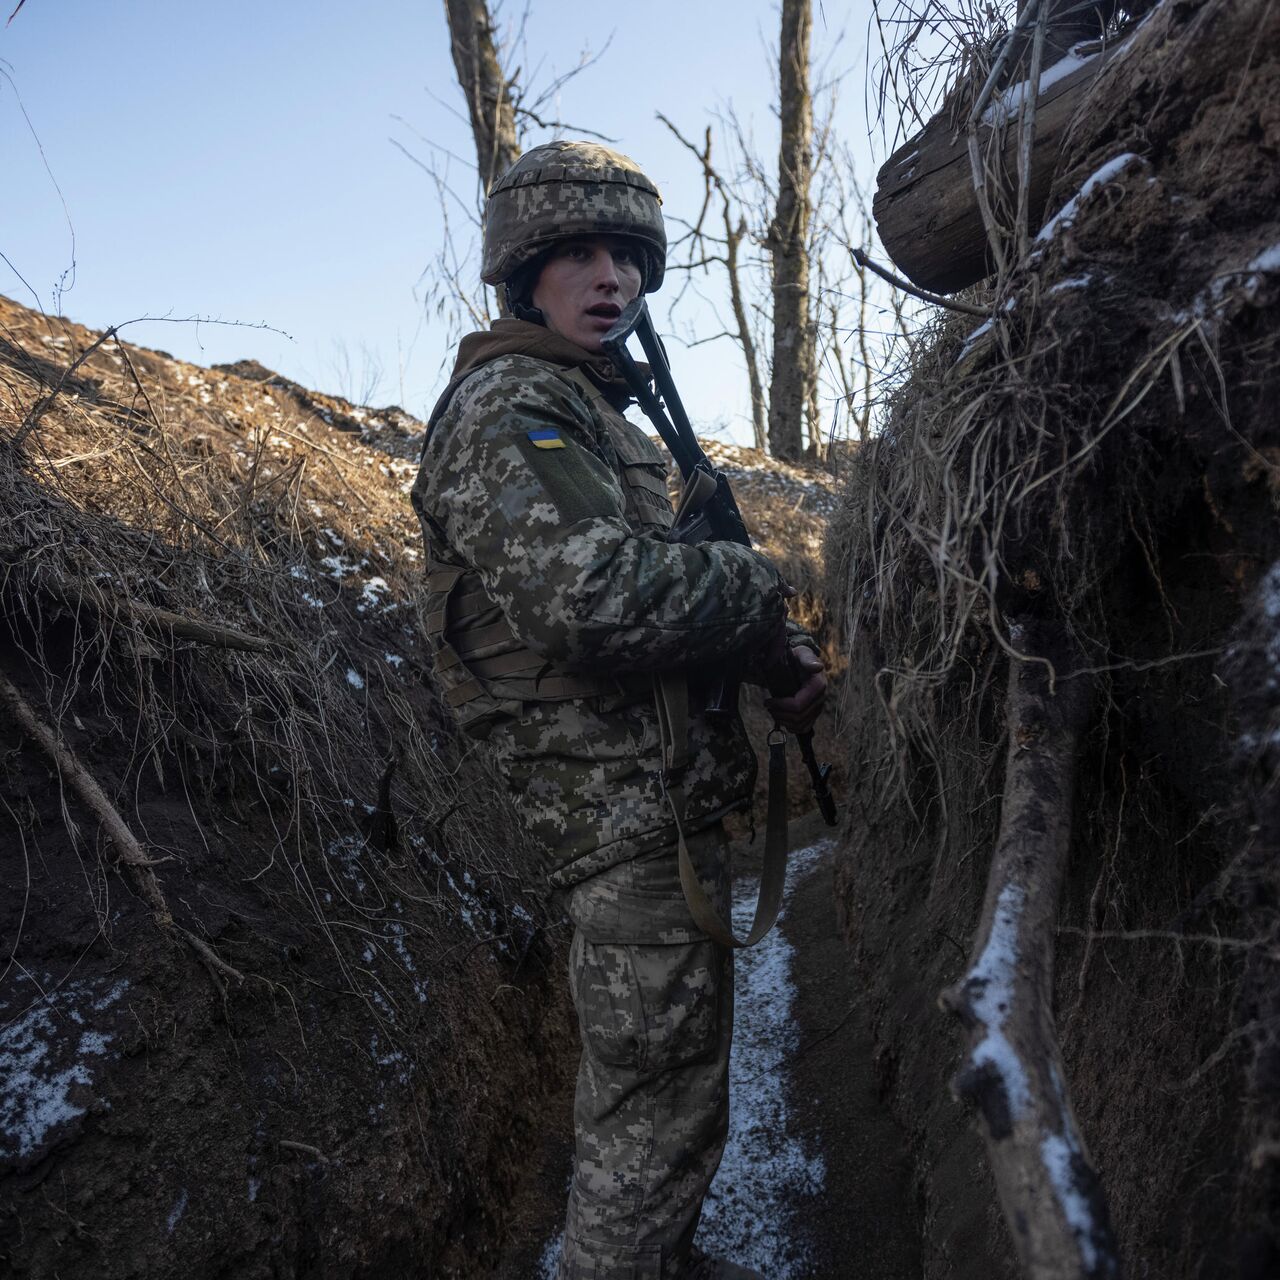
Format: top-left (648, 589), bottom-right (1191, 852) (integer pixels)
top-left (592, 248), bottom-right (621, 290)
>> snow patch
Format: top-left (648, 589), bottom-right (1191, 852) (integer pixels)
top-left (965, 883), bottom-right (1031, 1119)
top-left (1049, 275), bottom-right (1093, 294)
top-left (345, 668), bottom-right (365, 691)
top-left (1042, 1132), bottom-right (1099, 1270)
top-left (167, 1188), bottom-right (188, 1233)
top-left (956, 316), bottom-right (995, 363)
top-left (1249, 243), bottom-right (1280, 274)
top-left (0, 977), bottom-right (130, 1164)
top-left (1036, 153), bottom-right (1143, 244)
top-left (984, 44), bottom-right (1098, 126)
top-left (358, 576), bottom-right (391, 613)
top-left (1039, 1064), bottom-right (1102, 1270)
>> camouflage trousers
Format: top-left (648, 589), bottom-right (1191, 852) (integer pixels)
top-left (556, 824), bottom-right (734, 1280)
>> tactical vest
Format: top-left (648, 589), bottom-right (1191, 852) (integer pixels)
top-left (422, 366), bottom-right (673, 733)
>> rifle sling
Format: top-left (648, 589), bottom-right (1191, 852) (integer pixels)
top-left (654, 672), bottom-right (789, 949)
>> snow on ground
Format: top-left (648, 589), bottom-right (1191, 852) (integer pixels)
top-left (697, 839), bottom-right (830, 1276)
top-left (0, 975), bottom-right (130, 1166)
top-left (536, 839), bottom-right (832, 1278)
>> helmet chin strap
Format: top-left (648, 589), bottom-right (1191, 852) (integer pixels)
top-left (510, 298), bottom-right (546, 326)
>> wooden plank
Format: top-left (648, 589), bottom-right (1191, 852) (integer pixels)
top-left (872, 38), bottom-right (1127, 295)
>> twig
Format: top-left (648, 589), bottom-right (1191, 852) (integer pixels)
top-left (126, 600), bottom-right (276, 654)
top-left (13, 325), bottom-right (120, 448)
top-left (850, 248), bottom-right (991, 317)
top-left (968, 0), bottom-right (1046, 129)
top-left (1014, 3), bottom-right (1049, 262)
top-left (11, 313), bottom-right (292, 450)
top-left (1057, 926), bottom-right (1267, 953)
top-left (939, 620), bottom-right (1120, 1277)
top-left (278, 1139), bottom-right (331, 1164)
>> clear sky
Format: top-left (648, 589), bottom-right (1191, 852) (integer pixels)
top-left (1, 0), bottom-right (887, 444)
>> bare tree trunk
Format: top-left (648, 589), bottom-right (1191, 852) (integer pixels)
top-left (940, 621), bottom-right (1121, 1278)
top-left (443, 0), bottom-right (520, 314)
top-left (855, 236), bottom-right (873, 444)
top-left (725, 211), bottom-right (768, 452)
top-left (443, 0), bottom-right (519, 194)
top-left (766, 0), bottom-right (814, 463)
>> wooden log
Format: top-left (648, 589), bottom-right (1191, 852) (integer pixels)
top-left (873, 36), bottom-right (1129, 295)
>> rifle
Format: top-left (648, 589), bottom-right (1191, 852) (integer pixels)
top-left (602, 298), bottom-right (837, 828)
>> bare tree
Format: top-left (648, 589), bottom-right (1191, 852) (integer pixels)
top-left (441, 0), bottom-right (520, 317)
top-left (658, 116), bottom-right (768, 452)
top-left (443, 0), bottom-right (520, 201)
top-left (766, 0), bottom-right (815, 461)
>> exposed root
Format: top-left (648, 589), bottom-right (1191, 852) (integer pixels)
top-left (939, 620), bottom-right (1118, 1278)
top-left (0, 666), bottom-right (245, 985)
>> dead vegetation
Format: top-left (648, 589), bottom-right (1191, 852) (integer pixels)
top-left (0, 294), bottom-right (579, 1275)
top-left (830, 0), bottom-right (1280, 1273)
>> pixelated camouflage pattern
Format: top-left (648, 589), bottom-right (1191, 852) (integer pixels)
top-left (481, 140), bottom-right (667, 290)
top-left (411, 320), bottom-right (785, 884)
top-left (557, 830), bottom-right (733, 1279)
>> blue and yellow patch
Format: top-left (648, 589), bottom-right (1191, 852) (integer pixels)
top-left (527, 428), bottom-right (565, 450)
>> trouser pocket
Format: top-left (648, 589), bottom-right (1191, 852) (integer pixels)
top-left (570, 931), bottom-right (722, 1073)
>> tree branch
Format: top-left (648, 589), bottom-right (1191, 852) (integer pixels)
top-left (850, 247), bottom-right (992, 318)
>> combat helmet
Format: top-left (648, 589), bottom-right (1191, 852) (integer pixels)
top-left (481, 141), bottom-right (667, 295)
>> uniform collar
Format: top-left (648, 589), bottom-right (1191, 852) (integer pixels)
top-left (451, 318), bottom-right (645, 411)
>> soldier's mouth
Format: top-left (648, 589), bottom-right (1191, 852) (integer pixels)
top-left (586, 304), bottom-right (622, 320)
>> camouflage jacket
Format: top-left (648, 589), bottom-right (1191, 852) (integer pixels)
top-left (411, 319), bottom-right (786, 886)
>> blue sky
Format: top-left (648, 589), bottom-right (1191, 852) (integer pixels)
top-left (2, 0), bottom-right (886, 443)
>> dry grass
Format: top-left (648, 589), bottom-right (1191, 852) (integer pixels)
top-left (0, 294), bottom-right (542, 1027)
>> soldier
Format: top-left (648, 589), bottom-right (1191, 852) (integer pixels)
top-left (411, 140), bottom-right (826, 1280)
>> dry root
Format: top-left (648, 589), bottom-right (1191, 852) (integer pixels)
top-left (939, 620), bottom-right (1118, 1278)
top-left (0, 667), bottom-right (245, 986)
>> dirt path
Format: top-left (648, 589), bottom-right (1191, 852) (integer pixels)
top-left (492, 816), bottom-right (922, 1279)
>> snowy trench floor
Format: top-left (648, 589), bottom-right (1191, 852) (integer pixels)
top-left (537, 840), bottom-right (834, 1278)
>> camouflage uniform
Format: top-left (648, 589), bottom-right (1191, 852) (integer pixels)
top-left (412, 323), bottom-right (784, 888)
top-left (563, 826), bottom-right (734, 1279)
top-left (412, 143), bottom-right (785, 1279)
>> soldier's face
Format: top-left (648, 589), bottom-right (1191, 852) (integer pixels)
top-left (531, 236), bottom-right (644, 352)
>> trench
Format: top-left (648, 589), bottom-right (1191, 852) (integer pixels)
top-left (489, 813), bottom-right (924, 1279)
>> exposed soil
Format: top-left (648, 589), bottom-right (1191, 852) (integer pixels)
top-left (826, 0), bottom-right (1280, 1273)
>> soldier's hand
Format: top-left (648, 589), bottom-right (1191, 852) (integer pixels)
top-left (765, 646), bottom-right (827, 735)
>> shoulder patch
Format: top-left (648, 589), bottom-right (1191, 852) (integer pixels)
top-left (527, 428), bottom-right (565, 450)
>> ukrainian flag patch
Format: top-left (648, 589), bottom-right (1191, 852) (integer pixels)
top-left (527, 428), bottom-right (565, 450)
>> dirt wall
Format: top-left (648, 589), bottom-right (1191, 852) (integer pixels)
top-left (0, 299), bottom-right (578, 1278)
top-left (826, 0), bottom-right (1280, 1273)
